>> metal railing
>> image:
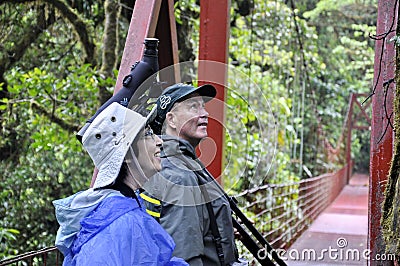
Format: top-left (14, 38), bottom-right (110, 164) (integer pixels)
top-left (235, 164), bottom-right (350, 251)
top-left (1, 164), bottom-right (350, 265)
top-left (0, 247), bottom-right (62, 266)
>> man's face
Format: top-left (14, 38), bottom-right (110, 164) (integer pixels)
top-left (168, 93), bottom-right (209, 146)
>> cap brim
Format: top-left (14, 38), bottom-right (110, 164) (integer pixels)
top-left (195, 84), bottom-right (217, 101)
top-left (179, 84), bottom-right (217, 102)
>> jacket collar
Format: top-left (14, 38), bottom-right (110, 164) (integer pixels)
top-left (160, 135), bottom-right (197, 159)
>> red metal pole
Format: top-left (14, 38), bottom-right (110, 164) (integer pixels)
top-left (115, 0), bottom-right (162, 91)
top-left (369, 0), bottom-right (397, 264)
top-left (346, 94), bottom-right (355, 184)
top-left (198, 0), bottom-right (231, 183)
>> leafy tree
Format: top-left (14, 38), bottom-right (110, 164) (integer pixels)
top-left (0, 64), bottom-right (107, 257)
top-left (0, 0), bottom-right (130, 256)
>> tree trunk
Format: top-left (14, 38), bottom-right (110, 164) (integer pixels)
top-left (0, 4), bottom-right (54, 95)
top-left (45, 0), bottom-right (97, 65)
top-left (0, 4), bottom-right (55, 160)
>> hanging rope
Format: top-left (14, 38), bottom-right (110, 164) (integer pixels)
top-left (288, 0), bottom-right (345, 175)
top-left (244, 0), bottom-right (255, 183)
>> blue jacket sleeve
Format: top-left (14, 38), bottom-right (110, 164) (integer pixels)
top-left (65, 207), bottom-right (188, 266)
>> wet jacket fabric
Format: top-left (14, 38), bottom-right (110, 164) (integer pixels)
top-left (53, 188), bottom-right (188, 266)
top-left (142, 136), bottom-right (238, 266)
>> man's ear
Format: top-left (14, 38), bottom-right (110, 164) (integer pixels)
top-left (165, 112), bottom-right (176, 129)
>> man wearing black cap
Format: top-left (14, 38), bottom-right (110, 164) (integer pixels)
top-left (143, 83), bottom-right (241, 266)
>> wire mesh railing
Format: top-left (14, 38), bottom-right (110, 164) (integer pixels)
top-left (0, 164), bottom-right (350, 265)
top-left (0, 247), bottom-right (63, 266)
top-left (234, 163), bottom-right (350, 253)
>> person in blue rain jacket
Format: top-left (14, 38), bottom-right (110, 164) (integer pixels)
top-left (53, 102), bottom-right (188, 266)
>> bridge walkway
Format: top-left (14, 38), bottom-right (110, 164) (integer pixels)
top-left (286, 173), bottom-right (369, 265)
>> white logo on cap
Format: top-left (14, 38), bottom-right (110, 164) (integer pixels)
top-left (159, 95), bottom-right (171, 109)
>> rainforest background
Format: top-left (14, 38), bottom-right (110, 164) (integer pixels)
top-left (0, 0), bottom-right (376, 258)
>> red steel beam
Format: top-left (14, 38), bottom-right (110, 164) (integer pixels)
top-left (346, 94), bottom-right (371, 183)
top-left (198, 0), bottom-right (231, 183)
top-left (345, 94), bottom-right (355, 183)
top-left (155, 0), bottom-right (180, 84)
top-left (369, 0), bottom-right (397, 264)
top-left (115, 0), bottom-right (162, 91)
top-left (354, 94), bottom-right (371, 124)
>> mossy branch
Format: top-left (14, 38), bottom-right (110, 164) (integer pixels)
top-left (30, 101), bottom-right (80, 133)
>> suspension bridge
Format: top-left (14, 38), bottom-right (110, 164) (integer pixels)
top-left (0, 0), bottom-right (396, 265)
top-left (0, 90), bottom-right (372, 264)
top-left (0, 159), bottom-right (369, 266)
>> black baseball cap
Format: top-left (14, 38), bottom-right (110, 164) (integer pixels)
top-left (151, 83), bottom-right (216, 134)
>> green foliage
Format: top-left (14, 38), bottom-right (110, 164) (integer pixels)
top-left (0, 64), bottom-right (110, 256)
top-left (0, 228), bottom-right (20, 259)
top-left (0, 0), bottom-right (128, 258)
top-left (187, 0), bottom-right (377, 190)
top-left (223, 1), bottom-right (375, 256)
top-left (174, 0), bottom-right (200, 61)
top-left (0, 150), bottom-right (91, 255)
top-left (303, 0), bottom-right (356, 19)
top-left (351, 130), bottom-right (371, 173)
top-left (3, 64), bottom-right (102, 152)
